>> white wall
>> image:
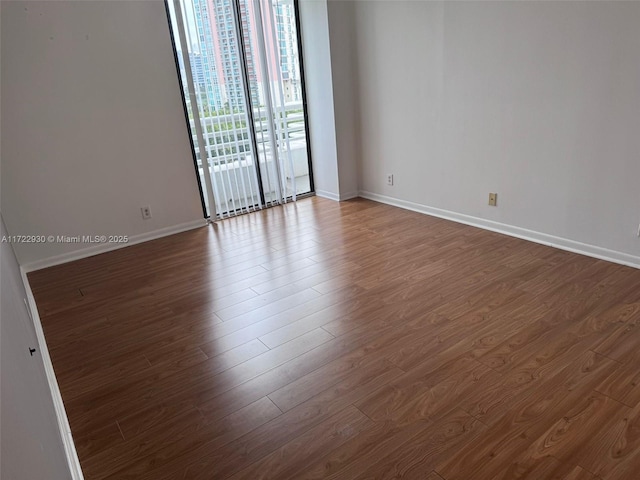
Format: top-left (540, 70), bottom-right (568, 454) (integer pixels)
top-left (298, 0), bottom-right (359, 201)
top-left (1, 217), bottom-right (72, 480)
top-left (351, 1), bottom-right (640, 264)
top-left (1, 0), bottom-right (204, 268)
top-left (298, 0), bottom-right (340, 200)
top-left (326, 0), bottom-right (359, 200)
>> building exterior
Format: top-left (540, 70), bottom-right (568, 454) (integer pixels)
top-left (179, 0), bottom-right (303, 112)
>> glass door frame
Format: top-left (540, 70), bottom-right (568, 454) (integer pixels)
top-left (164, 0), bottom-right (315, 220)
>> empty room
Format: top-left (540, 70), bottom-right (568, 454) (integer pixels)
top-left (2, 0), bottom-right (640, 479)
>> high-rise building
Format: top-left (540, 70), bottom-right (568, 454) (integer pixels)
top-left (207, 0), bottom-right (248, 110)
top-left (273, 1), bottom-right (301, 103)
top-left (192, 0), bottom-right (225, 111)
top-left (181, 0), bottom-right (303, 113)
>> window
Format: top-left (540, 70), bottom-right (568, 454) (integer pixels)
top-left (168, 0), bottom-right (313, 218)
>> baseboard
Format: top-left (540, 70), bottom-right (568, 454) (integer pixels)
top-left (22, 219), bottom-right (207, 273)
top-left (339, 191), bottom-right (360, 201)
top-left (359, 191), bottom-right (640, 270)
top-left (315, 190), bottom-right (341, 202)
top-left (314, 190), bottom-right (359, 202)
top-left (20, 269), bottom-right (84, 480)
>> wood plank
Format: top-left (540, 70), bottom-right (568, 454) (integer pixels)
top-left (224, 406), bottom-right (373, 480)
top-left (356, 356), bottom-right (494, 426)
top-left (573, 400), bottom-right (640, 480)
top-left (26, 196), bottom-right (640, 480)
top-left (350, 409), bottom-right (484, 480)
top-left (487, 391), bottom-right (622, 479)
top-left (93, 397), bottom-right (281, 480)
top-left (561, 466), bottom-right (600, 480)
top-left (435, 351), bottom-right (619, 480)
top-left (158, 364), bottom-right (403, 480)
top-left (65, 327), bottom-right (332, 435)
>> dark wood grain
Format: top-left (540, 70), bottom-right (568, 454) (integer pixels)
top-left (28, 196), bottom-right (640, 479)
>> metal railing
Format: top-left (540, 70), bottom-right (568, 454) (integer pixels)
top-left (192, 101), bottom-right (310, 214)
top-left (191, 101), bottom-right (305, 166)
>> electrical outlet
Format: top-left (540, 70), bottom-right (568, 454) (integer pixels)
top-left (488, 193), bottom-right (497, 206)
top-left (141, 206), bottom-right (152, 220)
top-left (386, 174), bottom-right (394, 186)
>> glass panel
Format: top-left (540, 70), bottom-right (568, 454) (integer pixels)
top-left (169, 0), bottom-right (262, 218)
top-left (241, 0), bottom-right (312, 202)
top-left (167, 0), bottom-right (312, 218)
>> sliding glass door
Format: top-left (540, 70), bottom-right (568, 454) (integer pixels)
top-left (167, 0), bottom-right (313, 219)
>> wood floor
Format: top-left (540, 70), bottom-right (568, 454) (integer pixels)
top-left (28, 197), bottom-right (640, 480)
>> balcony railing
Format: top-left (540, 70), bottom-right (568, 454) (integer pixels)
top-left (192, 101), bottom-right (310, 214)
